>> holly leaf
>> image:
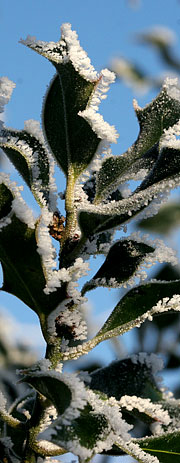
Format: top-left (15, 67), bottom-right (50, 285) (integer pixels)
top-left (0, 127), bottom-right (50, 206)
top-left (138, 146), bottom-right (180, 192)
top-left (82, 240), bottom-right (154, 294)
top-left (95, 279), bottom-right (180, 342)
top-left (89, 358), bottom-right (161, 402)
top-left (43, 71), bottom-right (100, 178)
top-left (21, 371), bottom-right (72, 415)
top-left (137, 431), bottom-right (180, 462)
top-left (95, 80), bottom-right (180, 201)
top-left (0, 214), bottom-right (65, 316)
top-left (79, 164), bottom-right (180, 236)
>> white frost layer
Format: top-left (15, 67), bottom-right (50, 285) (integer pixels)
top-left (118, 439), bottom-right (159, 463)
top-left (42, 387), bottom-right (132, 460)
top-left (21, 24), bottom-right (118, 145)
top-left (24, 119), bottom-right (58, 210)
top-left (79, 171), bottom-right (180, 232)
top-left (36, 208), bottom-right (57, 281)
top-left (0, 173), bottom-right (35, 229)
top-left (160, 118), bottom-right (180, 151)
top-left (20, 22), bottom-right (97, 81)
top-left (119, 395), bottom-right (170, 425)
top-left (55, 308), bottom-right (88, 341)
top-left (79, 107), bottom-right (118, 143)
top-left (0, 77), bottom-right (15, 117)
top-left (44, 254), bottom-right (89, 299)
top-left (128, 292), bottom-right (180, 328)
top-left (90, 232), bottom-right (177, 290)
top-left (0, 119), bottom-right (57, 209)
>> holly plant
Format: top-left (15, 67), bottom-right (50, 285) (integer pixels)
top-left (0, 23), bottom-right (180, 463)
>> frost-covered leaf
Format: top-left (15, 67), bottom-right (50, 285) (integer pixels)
top-left (137, 431), bottom-right (180, 462)
top-left (79, 165), bottom-right (180, 236)
top-left (0, 125), bottom-right (51, 206)
top-left (139, 202), bottom-right (180, 235)
top-left (47, 403), bottom-right (109, 459)
top-left (41, 386), bottom-right (131, 461)
top-left (21, 372), bottom-right (72, 415)
top-left (95, 78), bottom-right (180, 201)
top-left (138, 146), bottom-right (180, 192)
top-left (95, 280), bottom-right (180, 342)
top-left (82, 239), bottom-right (154, 294)
top-left (21, 24), bottom-right (117, 178)
top-left (0, 214), bottom-right (65, 315)
top-left (43, 71), bottom-right (100, 178)
top-left (89, 358), bottom-right (162, 402)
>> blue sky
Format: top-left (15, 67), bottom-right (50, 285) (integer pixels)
top-left (1, 0), bottom-right (180, 368)
top-left (1, 2), bottom-right (180, 462)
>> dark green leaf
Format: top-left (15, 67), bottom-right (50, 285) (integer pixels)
top-left (139, 147), bottom-right (180, 192)
top-left (97, 280), bottom-right (180, 341)
top-left (137, 431), bottom-right (180, 462)
top-left (95, 83), bottom-right (180, 201)
top-left (79, 167), bottom-right (180, 236)
top-left (82, 240), bottom-right (154, 294)
top-left (0, 128), bottom-right (50, 206)
top-left (43, 403), bottom-right (109, 459)
top-left (21, 373), bottom-right (72, 415)
top-left (43, 70), bottom-right (100, 177)
top-left (0, 215), bottom-right (66, 315)
top-left (89, 358), bottom-right (161, 402)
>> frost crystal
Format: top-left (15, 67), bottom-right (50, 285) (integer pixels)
top-left (163, 77), bottom-right (180, 101)
top-left (36, 208), bottom-right (57, 283)
top-left (118, 440), bottom-right (159, 463)
top-left (55, 308), bottom-right (88, 341)
top-left (0, 173), bottom-right (35, 229)
top-left (119, 395), bottom-right (170, 425)
top-left (160, 118), bottom-right (180, 151)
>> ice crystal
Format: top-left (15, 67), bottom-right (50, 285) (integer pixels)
top-left (0, 173), bottom-right (35, 229)
top-left (119, 395), bottom-right (170, 425)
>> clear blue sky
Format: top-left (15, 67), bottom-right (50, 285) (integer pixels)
top-left (0, 0), bottom-right (180, 367)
